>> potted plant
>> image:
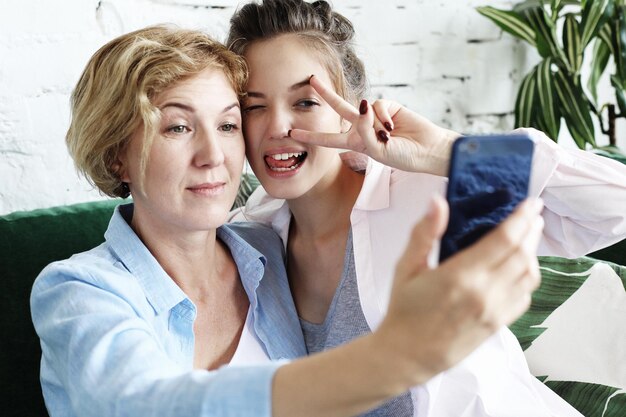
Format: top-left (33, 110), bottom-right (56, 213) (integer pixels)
top-left (477, 0), bottom-right (626, 158)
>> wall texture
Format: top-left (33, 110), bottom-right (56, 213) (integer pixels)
top-left (1, 0), bottom-right (623, 215)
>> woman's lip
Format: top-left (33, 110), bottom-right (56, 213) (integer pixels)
top-left (188, 182), bottom-right (225, 189)
top-left (187, 182), bottom-right (226, 195)
top-left (264, 162), bottom-right (302, 178)
top-left (263, 147), bottom-right (306, 157)
top-left (263, 153), bottom-right (306, 177)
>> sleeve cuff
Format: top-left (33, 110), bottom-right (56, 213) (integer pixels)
top-left (511, 127), bottom-right (561, 197)
top-left (199, 360), bottom-right (289, 417)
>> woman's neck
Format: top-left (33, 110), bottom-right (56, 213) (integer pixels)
top-left (130, 211), bottom-right (225, 298)
top-left (130, 206), bottom-right (248, 371)
top-left (284, 155), bottom-right (365, 323)
top-left (287, 155), bottom-right (365, 240)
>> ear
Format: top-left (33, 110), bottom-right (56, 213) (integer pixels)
top-left (112, 148), bottom-right (130, 183)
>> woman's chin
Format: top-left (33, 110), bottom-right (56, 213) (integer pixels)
top-left (259, 178), bottom-right (308, 201)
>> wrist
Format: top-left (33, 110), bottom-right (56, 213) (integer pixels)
top-left (369, 320), bottom-right (435, 390)
top-left (430, 128), bottom-right (458, 177)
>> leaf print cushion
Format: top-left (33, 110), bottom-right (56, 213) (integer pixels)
top-left (510, 256), bottom-right (626, 417)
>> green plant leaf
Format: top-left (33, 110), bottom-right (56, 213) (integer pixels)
top-left (546, 381), bottom-right (626, 417)
top-left (600, 20), bottom-right (615, 54)
top-left (580, 0), bottom-right (615, 47)
top-left (554, 71), bottom-right (596, 148)
top-left (536, 58), bottom-right (562, 140)
top-left (611, 74), bottom-right (626, 114)
top-left (563, 13), bottom-right (583, 73)
top-left (588, 38), bottom-right (612, 104)
top-left (514, 0), bottom-right (580, 15)
top-left (513, 0), bottom-right (549, 14)
top-left (515, 65), bottom-right (539, 128)
top-left (232, 173), bottom-right (260, 210)
top-left (476, 6), bottom-right (536, 45)
top-left (522, 6), bottom-right (555, 58)
top-left (549, 0), bottom-right (584, 15)
top-left (613, 5), bottom-right (626, 81)
top-left (522, 5), bottom-right (571, 68)
top-left (551, 0), bottom-right (563, 15)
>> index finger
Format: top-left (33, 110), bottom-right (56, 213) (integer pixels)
top-left (310, 75), bottom-right (360, 122)
top-left (288, 128), bottom-right (351, 149)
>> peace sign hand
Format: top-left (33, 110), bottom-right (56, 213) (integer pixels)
top-left (288, 75), bottom-right (460, 176)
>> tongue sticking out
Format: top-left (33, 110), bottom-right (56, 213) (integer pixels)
top-left (265, 152), bottom-right (307, 172)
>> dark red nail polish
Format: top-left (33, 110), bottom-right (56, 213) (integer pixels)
top-left (384, 121), bottom-right (393, 132)
top-left (287, 129), bottom-right (292, 137)
top-left (377, 130), bottom-right (389, 143)
top-left (359, 99), bottom-right (368, 115)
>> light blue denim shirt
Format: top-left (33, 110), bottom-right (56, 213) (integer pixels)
top-left (30, 203), bottom-right (306, 417)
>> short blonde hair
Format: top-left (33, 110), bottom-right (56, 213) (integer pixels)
top-left (66, 24), bottom-right (247, 198)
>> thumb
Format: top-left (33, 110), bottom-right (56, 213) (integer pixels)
top-left (395, 196), bottom-right (449, 282)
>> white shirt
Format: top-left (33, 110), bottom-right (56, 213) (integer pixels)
top-left (230, 129), bottom-right (626, 416)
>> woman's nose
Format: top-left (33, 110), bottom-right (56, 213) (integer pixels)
top-left (193, 128), bottom-right (225, 167)
top-left (266, 107), bottom-right (291, 140)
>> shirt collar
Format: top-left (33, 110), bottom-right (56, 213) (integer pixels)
top-left (105, 204), bottom-right (186, 315)
top-left (104, 204), bottom-right (267, 315)
top-left (342, 151), bottom-right (391, 211)
top-left (216, 224), bottom-right (267, 304)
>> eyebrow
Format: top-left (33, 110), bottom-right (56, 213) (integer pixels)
top-left (246, 77), bottom-right (311, 98)
top-left (160, 102), bottom-right (240, 113)
top-left (222, 102), bottom-right (240, 113)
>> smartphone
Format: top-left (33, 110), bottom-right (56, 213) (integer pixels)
top-left (438, 134), bottom-right (535, 262)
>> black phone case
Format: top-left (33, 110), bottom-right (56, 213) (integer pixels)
top-left (439, 134), bottom-right (535, 262)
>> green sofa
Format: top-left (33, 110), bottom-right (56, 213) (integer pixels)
top-left (1, 199), bottom-right (125, 417)
top-left (2, 177), bottom-right (626, 417)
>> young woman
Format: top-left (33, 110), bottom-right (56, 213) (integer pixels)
top-left (30, 24), bottom-right (547, 417)
top-left (227, 0), bottom-right (626, 415)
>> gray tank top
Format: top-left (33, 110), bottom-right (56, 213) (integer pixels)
top-left (299, 230), bottom-right (414, 416)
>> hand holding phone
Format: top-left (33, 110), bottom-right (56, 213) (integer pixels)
top-left (439, 134), bottom-right (535, 262)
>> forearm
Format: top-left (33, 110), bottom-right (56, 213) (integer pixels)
top-left (274, 195), bottom-right (546, 417)
top-left (523, 128), bottom-right (626, 256)
top-left (272, 331), bottom-right (428, 417)
top-left (424, 125), bottom-right (459, 177)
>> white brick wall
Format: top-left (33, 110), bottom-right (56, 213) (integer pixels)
top-left (1, 0), bottom-right (623, 214)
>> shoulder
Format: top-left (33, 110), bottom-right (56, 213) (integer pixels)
top-left (34, 244), bottom-right (114, 284)
top-left (361, 159), bottom-right (446, 204)
top-left (390, 168), bottom-right (442, 184)
top-left (31, 244), bottom-right (141, 306)
top-left (226, 220), bottom-right (279, 239)
top-left (363, 155), bottom-right (444, 189)
top-left (229, 186), bottom-right (287, 224)
top-left (224, 221), bottom-right (285, 258)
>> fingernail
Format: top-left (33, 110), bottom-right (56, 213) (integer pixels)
top-left (359, 99), bottom-right (368, 115)
top-left (287, 129), bottom-right (292, 137)
top-left (384, 121), bottom-right (393, 132)
top-left (377, 130), bottom-right (389, 143)
top-left (308, 74), bottom-right (314, 83)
